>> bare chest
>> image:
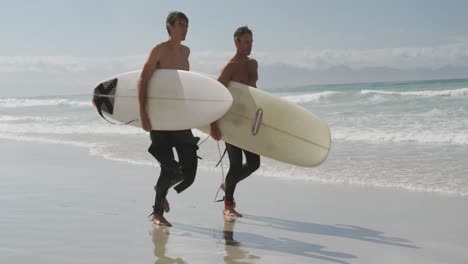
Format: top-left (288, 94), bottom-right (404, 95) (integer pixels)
top-left (231, 65), bottom-right (252, 84)
top-left (157, 51), bottom-right (189, 71)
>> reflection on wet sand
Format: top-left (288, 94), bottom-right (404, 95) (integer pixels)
top-left (151, 225), bottom-right (187, 264)
top-left (223, 217), bottom-right (260, 264)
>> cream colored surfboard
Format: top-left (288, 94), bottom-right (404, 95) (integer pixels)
top-left (198, 81), bottom-right (331, 167)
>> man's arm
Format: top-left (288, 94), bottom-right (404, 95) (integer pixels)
top-left (248, 59), bottom-right (258, 88)
top-left (183, 45), bottom-right (190, 70)
top-left (138, 45), bottom-right (161, 131)
top-left (217, 62), bottom-right (233, 87)
top-left (210, 63), bottom-right (233, 140)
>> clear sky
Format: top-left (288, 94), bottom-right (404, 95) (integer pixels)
top-left (2, 0), bottom-right (468, 96)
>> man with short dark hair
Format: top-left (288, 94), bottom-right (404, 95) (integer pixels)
top-left (210, 26), bottom-right (261, 217)
top-left (139, 11), bottom-right (199, 227)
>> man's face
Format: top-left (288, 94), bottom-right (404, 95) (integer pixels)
top-left (168, 18), bottom-right (188, 40)
top-left (235, 34), bottom-right (253, 56)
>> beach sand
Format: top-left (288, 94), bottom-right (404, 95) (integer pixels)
top-left (1, 139), bottom-right (467, 264)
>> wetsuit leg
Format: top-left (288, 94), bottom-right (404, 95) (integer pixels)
top-left (172, 130), bottom-right (199, 193)
top-left (238, 149), bottom-right (260, 183)
top-left (224, 143), bottom-right (243, 204)
top-left (148, 131), bottom-right (184, 215)
top-left (224, 143), bottom-right (261, 204)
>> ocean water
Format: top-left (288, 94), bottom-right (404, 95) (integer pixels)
top-left (1, 78), bottom-right (467, 196)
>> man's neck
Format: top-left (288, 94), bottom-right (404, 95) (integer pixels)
top-left (167, 37), bottom-right (182, 48)
top-left (233, 53), bottom-right (248, 61)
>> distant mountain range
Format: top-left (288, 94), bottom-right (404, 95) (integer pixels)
top-left (2, 58), bottom-right (468, 97)
top-left (258, 63), bottom-right (468, 89)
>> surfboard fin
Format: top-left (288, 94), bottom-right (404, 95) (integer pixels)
top-left (251, 108), bottom-right (263, 136)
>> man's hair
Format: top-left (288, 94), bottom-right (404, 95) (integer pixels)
top-left (234, 26), bottom-right (253, 40)
top-left (166, 11), bottom-right (188, 35)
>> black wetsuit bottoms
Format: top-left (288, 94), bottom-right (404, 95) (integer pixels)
top-left (148, 130), bottom-right (199, 215)
top-left (224, 143), bottom-right (260, 205)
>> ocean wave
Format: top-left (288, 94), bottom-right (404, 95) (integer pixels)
top-left (415, 108), bottom-right (444, 117)
top-left (0, 122), bottom-right (143, 135)
top-left (255, 167), bottom-right (468, 196)
top-left (281, 91), bottom-right (343, 103)
top-left (0, 115), bottom-right (69, 122)
top-left (2, 131), bottom-right (467, 197)
top-left (0, 133), bottom-right (153, 166)
top-left (360, 88), bottom-right (468, 97)
top-left (333, 129), bottom-right (468, 145)
top-left (0, 133), bottom-right (97, 148)
top-left (0, 98), bottom-right (91, 108)
top-left (366, 94), bottom-right (389, 104)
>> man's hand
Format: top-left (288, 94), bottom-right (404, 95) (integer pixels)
top-left (141, 112), bottom-right (152, 132)
top-left (210, 122), bottom-right (221, 141)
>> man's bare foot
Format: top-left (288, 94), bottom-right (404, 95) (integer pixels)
top-left (153, 185), bottom-right (170, 213)
top-left (150, 213), bottom-right (172, 227)
top-left (223, 213), bottom-right (237, 222)
top-left (224, 205), bottom-right (242, 218)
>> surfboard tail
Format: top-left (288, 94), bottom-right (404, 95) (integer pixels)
top-left (92, 78), bottom-right (118, 115)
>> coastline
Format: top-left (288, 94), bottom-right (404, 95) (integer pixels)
top-left (1, 139), bottom-right (467, 264)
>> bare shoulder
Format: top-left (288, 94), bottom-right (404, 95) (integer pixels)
top-left (220, 61), bottom-right (238, 77)
top-left (218, 60), bottom-right (237, 85)
top-left (143, 43), bottom-right (165, 68)
top-left (248, 58), bottom-right (258, 68)
top-left (149, 42), bottom-right (166, 57)
top-left (153, 42), bottom-right (166, 51)
top-left (224, 60), bottom-right (238, 70)
top-left (181, 44), bottom-right (190, 54)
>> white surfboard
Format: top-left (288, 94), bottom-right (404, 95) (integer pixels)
top-left (198, 81), bottom-right (331, 167)
top-left (92, 70), bottom-right (233, 130)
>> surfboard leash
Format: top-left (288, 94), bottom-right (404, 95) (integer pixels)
top-left (97, 110), bottom-right (138, 125)
top-left (92, 95), bottom-right (138, 125)
top-left (197, 134), bottom-right (211, 147)
top-left (214, 140), bottom-right (227, 203)
top-left (191, 133), bottom-right (226, 202)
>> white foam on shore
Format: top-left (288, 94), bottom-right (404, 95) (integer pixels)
top-left (0, 98), bottom-right (91, 108)
top-left (0, 133), bottom-right (98, 149)
top-left (332, 128), bottom-right (468, 145)
top-left (2, 133), bottom-right (467, 197)
top-left (0, 133), bottom-right (153, 167)
top-left (281, 91), bottom-right (343, 103)
top-left (361, 87), bottom-right (468, 97)
top-left (0, 115), bottom-right (69, 122)
top-left (0, 121), bottom-right (142, 135)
